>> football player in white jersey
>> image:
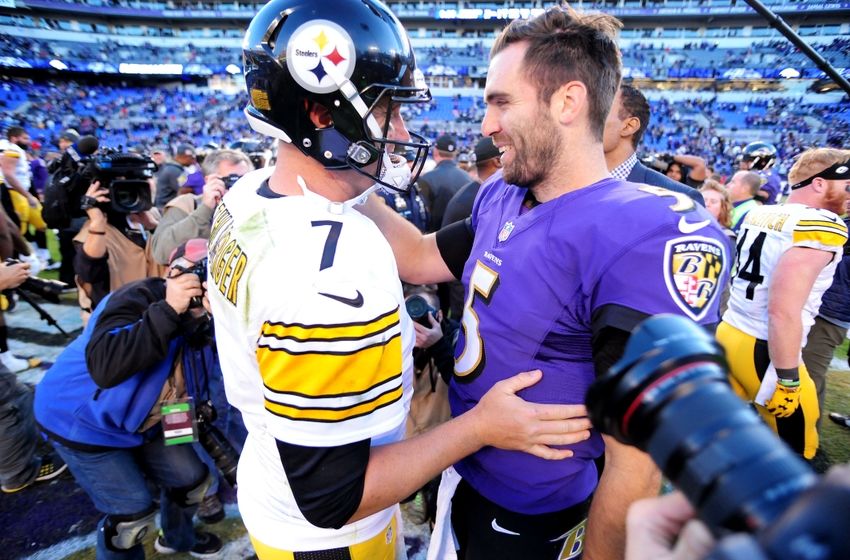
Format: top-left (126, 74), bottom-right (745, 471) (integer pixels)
top-left (718, 147), bottom-right (850, 459)
top-left (0, 126), bottom-right (39, 211)
top-left (207, 0), bottom-right (592, 557)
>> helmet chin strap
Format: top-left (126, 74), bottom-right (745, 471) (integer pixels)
top-left (296, 175), bottom-right (381, 214)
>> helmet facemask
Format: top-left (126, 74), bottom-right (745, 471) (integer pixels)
top-left (346, 83), bottom-right (431, 193)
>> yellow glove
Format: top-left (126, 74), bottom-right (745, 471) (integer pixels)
top-left (764, 379), bottom-right (801, 418)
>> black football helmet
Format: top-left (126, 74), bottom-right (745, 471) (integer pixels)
top-left (242, 0), bottom-right (431, 191)
top-left (741, 141), bottom-right (778, 171)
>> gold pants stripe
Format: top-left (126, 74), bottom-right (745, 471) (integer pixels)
top-left (250, 515), bottom-right (398, 560)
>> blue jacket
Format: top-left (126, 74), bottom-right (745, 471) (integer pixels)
top-left (34, 278), bottom-right (187, 449)
top-left (818, 216), bottom-right (850, 324)
top-left (627, 161), bottom-right (705, 207)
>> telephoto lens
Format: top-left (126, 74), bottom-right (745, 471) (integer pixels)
top-left (195, 401), bottom-right (239, 488)
top-left (586, 314), bottom-right (816, 535)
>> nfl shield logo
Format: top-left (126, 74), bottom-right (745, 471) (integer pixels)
top-left (498, 221), bottom-right (515, 242)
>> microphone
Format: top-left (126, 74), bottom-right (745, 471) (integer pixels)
top-left (77, 135), bottom-right (99, 155)
top-left (67, 135), bottom-right (99, 163)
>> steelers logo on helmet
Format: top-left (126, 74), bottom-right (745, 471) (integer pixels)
top-left (663, 235), bottom-right (726, 321)
top-left (286, 20), bottom-right (355, 94)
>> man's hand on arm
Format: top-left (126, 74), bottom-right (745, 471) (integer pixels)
top-left (348, 369), bottom-right (592, 523)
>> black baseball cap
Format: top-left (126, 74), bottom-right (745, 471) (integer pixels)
top-left (175, 143), bottom-right (196, 157)
top-left (473, 137), bottom-right (500, 163)
top-left (435, 134), bottom-right (458, 153)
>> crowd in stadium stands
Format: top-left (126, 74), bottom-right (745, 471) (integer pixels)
top-left (1, 76), bottom-right (847, 180)
top-left (30, 0), bottom-right (822, 10)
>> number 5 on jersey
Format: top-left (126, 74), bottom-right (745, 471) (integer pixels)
top-left (455, 261), bottom-right (500, 382)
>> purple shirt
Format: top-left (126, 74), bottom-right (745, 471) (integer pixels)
top-left (451, 174), bottom-right (730, 514)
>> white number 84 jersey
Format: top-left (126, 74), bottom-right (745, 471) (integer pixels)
top-left (723, 202), bottom-right (847, 341)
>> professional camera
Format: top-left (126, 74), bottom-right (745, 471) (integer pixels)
top-left (406, 294), bottom-right (437, 327)
top-left (221, 174), bottom-right (241, 190)
top-left (640, 152), bottom-right (674, 174)
top-left (587, 315), bottom-right (850, 560)
top-left (78, 151), bottom-right (158, 214)
top-left (4, 258), bottom-right (67, 304)
top-left (195, 400), bottom-right (239, 488)
top-left (174, 256), bottom-right (208, 309)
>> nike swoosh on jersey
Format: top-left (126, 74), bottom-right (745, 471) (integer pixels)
top-left (678, 216), bottom-right (711, 234)
top-left (318, 290), bottom-right (365, 308)
top-left (491, 518), bottom-right (521, 536)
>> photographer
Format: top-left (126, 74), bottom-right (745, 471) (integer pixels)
top-left (150, 149), bottom-right (252, 266)
top-left (0, 259), bottom-right (68, 494)
top-left (404, 286), bottom-right (458, 439)
top-left (74, 165), bottom-right (163, 318)
top-left (34, 239), bottom-right (223, 559)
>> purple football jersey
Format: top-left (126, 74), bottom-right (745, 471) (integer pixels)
top-left (451, 174), bottom-right (730, 514)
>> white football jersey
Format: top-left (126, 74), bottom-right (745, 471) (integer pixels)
top-left (0, 139), bottom-right (31, 190)
top-left (207, 168), bottom-right (414, 551)
top-left (723, 202), bottom-right (847, 341)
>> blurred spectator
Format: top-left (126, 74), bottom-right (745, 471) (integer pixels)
top-left (727, 170), bottom-right (762, 233)
top-left (699, 179), bottom-right (734, 237)
top-left (665, 152), bottom-right (708, 188)
top-left (155, 143), bottom-right (197, 208)
top-left (602, 85), bottom-right (703, 205)
top-left (418, 134), bottom-right (472, 232)
top-left (151, 149), bottom-right (252, 265)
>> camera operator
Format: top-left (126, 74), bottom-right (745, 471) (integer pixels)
top-left (74, 175), bottom-right (163, 320)
top-left (33, 239), bottom-right (223, 559)
top-left (150, 149), bottom-right (252, 265)
top-left (404, 286), bottom-right (459, 439)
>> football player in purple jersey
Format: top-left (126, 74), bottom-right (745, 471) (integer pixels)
top-left (360, 6), bottom-right (730, 559)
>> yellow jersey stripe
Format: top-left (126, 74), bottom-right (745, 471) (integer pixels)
top-left (264, 372), bottom-right (402, 399)
top-left (264, 385), bottom-right (403, 423)
top-left (258, 332), bottom-right (402, 396)
top-left (260, 308), bottom-right (399, 341)
top-left (792, 229), bottom-right (847, 247)
top-left (795, 220), bottom-right (847, 235)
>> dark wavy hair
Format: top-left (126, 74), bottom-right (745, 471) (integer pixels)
top-left (491, 5), bottom-right (623, 141)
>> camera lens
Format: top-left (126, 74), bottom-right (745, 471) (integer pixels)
top-left (110, 180), bottom-right (152, 213)
top-left (405, 295), bottom-right (434, 327)
top-left (586, 314), bottom-right (816, 535)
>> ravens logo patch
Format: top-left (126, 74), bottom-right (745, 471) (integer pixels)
top-left (663, 236), bottom-right (726, 321)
